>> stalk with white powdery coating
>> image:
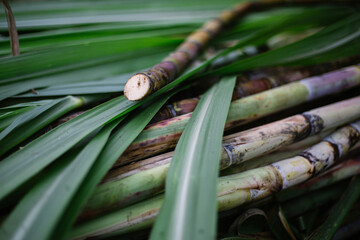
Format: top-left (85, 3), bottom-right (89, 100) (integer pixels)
top-left (71, 121), bottom-right (360, 239)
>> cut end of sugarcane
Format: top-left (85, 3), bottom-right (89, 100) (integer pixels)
top-left (124, 74), bottom-right (152, 101)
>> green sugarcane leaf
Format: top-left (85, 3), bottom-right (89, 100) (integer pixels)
top-left (0, 36), bottom-right (181, 80)
top-left (1, 6), bottom-right (348, 55)
top-left (0, 0), bottom-right (236, 32)
top-left (281, 182), bottom-right (345, 219)
top-left (221, 6), bottom-right (354, 40)
top-left (0, 49), bottom-right (169, 101)
top-left (212, 6), bottom-right (353, 60)
top-left (0, 100), bottom-right (57, 130)
top-left (0, 117), bottom-right (123, 240)
top-left (0, 95), bottom-right (140, 202)
top-left (0, 99), bottom-right (67, 137)
top-left (0, 26), bottom-right (194, 55)
top-left (0, 107), bottom-right (36, 131)
top-left (52, 90), bottom-right (180, 240)
top-left (308, 175), bottom-right (360, 240)
top-left (0, 100), bottom-right (52, 111)
top-left (150, 76), bottom-right (236, 240)
top-left (15, 79), bottom-right (126, 97)
top-left (209, 14), bottom-right (360, 76)
top-left (0, 96), bottom-right (96, 156)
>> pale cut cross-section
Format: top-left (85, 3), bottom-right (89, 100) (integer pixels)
top-left (124, 74), bottom-right (151, 101)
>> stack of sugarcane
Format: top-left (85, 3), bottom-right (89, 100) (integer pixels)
top-left (1, 0), bottom-right (360, 240)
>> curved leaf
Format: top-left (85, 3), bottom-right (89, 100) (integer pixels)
top-left (150, 77), bottom-right (235, 240)
top-left (0, 96), bottom-right (139, 201)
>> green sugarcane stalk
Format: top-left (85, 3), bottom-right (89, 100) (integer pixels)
top-left (151, 55), bottom-right (360, 123)
top-left (81, 96), bottom-right (360, 221)
top-left (71, 122), bottom-right (360, 239)
top-left (118, 65), bottom-right (360, 166)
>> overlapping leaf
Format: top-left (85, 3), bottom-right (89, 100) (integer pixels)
top-left (150, 77), bottom-right (235, 240)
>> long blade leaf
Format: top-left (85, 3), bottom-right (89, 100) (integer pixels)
top-left (0, 96), bottom-right (98, 156)
top-left (0, 117), bottom-right (123, 240)
top-left (0, 96), bottom-right (139, 201)
top-left (209, 14), bottom-right (360, 76)
top-left (150, 77), bottom-right (236, 240)
top-left (308, 175), bottom-right (360, 239)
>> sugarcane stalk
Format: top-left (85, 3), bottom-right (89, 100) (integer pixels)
top-left (221, 95), bottom-right (360, 168)
top-left (81, 97), bottom-right (360, 220)
top-left (226, 151), bottom-right (360, 219)
top-left (118, 65), bottom-right (360, 166)
top-left (149, 97), bottom-right (200, 124)
top-left (221, 129), bottom-right (335, 175)
top-left (71, 122), bottom-right (360, 239)
top-left (151, 55), bottom-right (360, 123)
top-left (277, 144), bottom-right (360, 201)
top-left (123, 1), bottom-right (255, 101)
top-left (105, 129), bottom-right (334, 183)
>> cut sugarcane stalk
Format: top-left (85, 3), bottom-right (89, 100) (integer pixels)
top-left (124, 2), bottom-right (254, 101)
top-left (72, 122), bottom-right (360, 239)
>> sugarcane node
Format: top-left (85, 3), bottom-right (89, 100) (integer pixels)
top-left (155, 61), bottom-right (178, 79)
top-left (202, 20), bottom-right (222, 35)
top-left (301, 113), bottom-right (324, 136)
top-left (324, 140), bottom-right (341, 160)
top-left (218, 10), bottom-right (237, 23)
top-left (348, 125), bottom-right (360, 146)
top-left (124, 73), bottom-right (152, 101)
top-left (200, 27), bottom-right (216, 37)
